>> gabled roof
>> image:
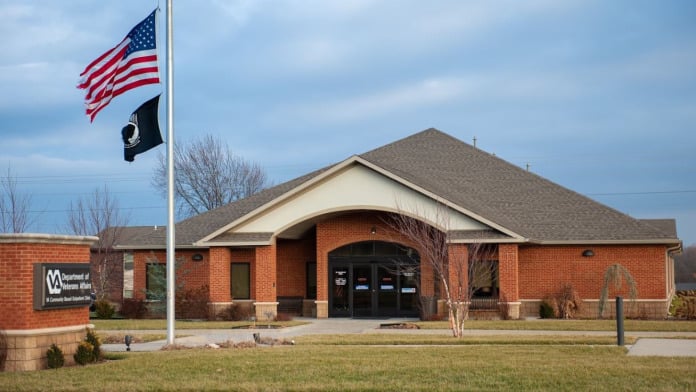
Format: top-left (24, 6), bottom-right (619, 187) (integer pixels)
top-left (119, 128), bottom-right (679, 248)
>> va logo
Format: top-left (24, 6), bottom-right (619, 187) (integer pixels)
top-left (46, 269), bottom-right (63, 295)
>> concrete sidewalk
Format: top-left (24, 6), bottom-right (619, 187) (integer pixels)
top-left (101, 318), bottom-right (696, 357)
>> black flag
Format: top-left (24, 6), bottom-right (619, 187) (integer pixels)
top-left (122, 95), bottom-right (163, 162)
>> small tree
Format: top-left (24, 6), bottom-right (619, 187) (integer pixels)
top-left (66, 185), bottom-right (130, 302)
top-left (599, 264), bottom-right (638, 318)
top-left (386, 204), bottom-right (498, 337)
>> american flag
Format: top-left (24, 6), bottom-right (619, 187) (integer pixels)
top-left (78, 10), bottom-right (160, 122)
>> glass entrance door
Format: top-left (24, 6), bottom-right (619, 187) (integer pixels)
top-left (330, 266), bottom-right (350, 316)
top-left (352, 264), bottom-right (373, 317)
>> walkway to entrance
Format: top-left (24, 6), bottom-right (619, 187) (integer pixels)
top-left (101, 318), bottom-right (696, 357)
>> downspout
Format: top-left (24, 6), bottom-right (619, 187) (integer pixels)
top-left (665, 241), bottom-right (683, 314)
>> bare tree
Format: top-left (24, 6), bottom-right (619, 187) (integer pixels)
top-left (152, 134), bottom-right (270, 218)
top-left (386, 205), bottom-right (498, 337)
top-left (0, 167), bottom-right (34, 233)
top-left (66, 185), bottom-right (130, 301)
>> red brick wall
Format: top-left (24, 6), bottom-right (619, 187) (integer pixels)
top-left (518, 245), bottom-right (668, 300)
top-left (499, 244), bottom-right (520, 302)
top-left (0, 240), bottom-right (91, 330)
top-left (209, 247), bottom-right (231, 302)
top-left (315, 211), bottom-right (434, 300)
top-left (276, 237), bottom-right (315, 297)
top-left (254, 243), bottom-right (276, 301)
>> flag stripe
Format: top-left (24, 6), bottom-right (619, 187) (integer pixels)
top-left (78, 10), bottom-right (159, 122)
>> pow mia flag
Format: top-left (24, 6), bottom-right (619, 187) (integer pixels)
top-left (122, 95), bottom-right (163, 162)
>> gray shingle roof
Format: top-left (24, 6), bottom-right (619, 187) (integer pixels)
top-left (118, 128), bottom-right (679, 248)
top-left (359, 129), bottom-right (677, 243)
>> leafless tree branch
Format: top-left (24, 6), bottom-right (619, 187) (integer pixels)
top-left (0, 166), bottom-right (34, 233)
top-left (152, 134), bottom-right (270, 218)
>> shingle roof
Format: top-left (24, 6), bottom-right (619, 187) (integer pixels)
top-left (118, 128), bottom-right (679, 248)
top-left (360, 129), bottom-right (677, 243)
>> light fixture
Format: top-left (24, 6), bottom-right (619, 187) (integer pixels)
top-left (192, 253), bottom-right (204, 261)
top-left (124, 335), bottom-right (132, 351)
top-left (370, 226), bottom-right (377, 235)
top-left (582, 249), bottom-right (594, 257)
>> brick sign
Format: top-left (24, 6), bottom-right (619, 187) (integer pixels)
top-left (33, 263), bottom-right (92, 310)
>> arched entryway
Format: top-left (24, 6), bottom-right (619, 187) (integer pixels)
top-left (328, 241), bottom-right (420, 318)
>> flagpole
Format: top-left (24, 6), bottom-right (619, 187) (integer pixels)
top-left (165, 0), bottom-right (176, 345)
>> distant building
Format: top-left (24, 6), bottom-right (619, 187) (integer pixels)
top-left (115, 129), bottom-right (681, 320)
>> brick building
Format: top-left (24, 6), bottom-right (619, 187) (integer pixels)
top-left (119, 129), bottom-right (681, 320)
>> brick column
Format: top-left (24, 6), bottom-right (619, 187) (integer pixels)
top-left (253, 241), bottom-right (278, 320)
top-left (498, 243), bottom-right (521, 319)
top-left (208, 247), bottom-right (232, 315)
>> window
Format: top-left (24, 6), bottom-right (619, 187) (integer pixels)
top-left (231, 263), bottom-right (250, 299)
top-left (146, 263), bottom-right (166, 300)
top-left (306, 262), bottom-right (317, 299)
top-left (123, 252), bottom-right (134, 299)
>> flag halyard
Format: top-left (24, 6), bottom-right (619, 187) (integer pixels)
top-left (78, 10), bottom-right (160, 122)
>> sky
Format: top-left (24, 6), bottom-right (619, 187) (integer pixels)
top-left (1, 0), bottom-right (695, 246)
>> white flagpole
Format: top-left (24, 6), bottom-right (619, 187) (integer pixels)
top-left (165, 0), bottom-right (176, 345)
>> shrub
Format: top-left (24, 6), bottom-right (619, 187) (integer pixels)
top-left (120, 298), bottom-right (148, 319)
top-left (46, 344), bottom-right (64, 369)
top-left (94, 299), bottom-right (116, 319)
top-left (539, 301), bottom-right (555, 319)
top-left (176, 285), bottom-right (210, 320)
top-left (0, 330), bottom-right (7, 371)
top-left (217, 303), bottom-right (251, 321)
top-left (74, 341), bottom-right (94, 365)
top-left (275, 312), bottom-right (293, 322)
top-left (543, 284), bottom-right (582, 319)
top-left (671, 290), bottom-right (696, 320)
top-left (85, 329), bottom-right (101, 361)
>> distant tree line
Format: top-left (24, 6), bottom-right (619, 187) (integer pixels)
top-left (675, 245), bottom-right (696, 283)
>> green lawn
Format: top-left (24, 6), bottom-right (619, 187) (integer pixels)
top-left (2, 343), bottom-right (694, 391)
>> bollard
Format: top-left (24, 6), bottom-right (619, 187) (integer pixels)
top-left (616, 296), bottom-right (624, 346)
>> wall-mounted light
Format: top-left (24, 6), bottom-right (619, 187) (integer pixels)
top-left (582, 249), bottom-right (594, 257)
top-left (370, 226), bottom-right (377, 235)
top-left (192, 253), bottom-right (204, 261)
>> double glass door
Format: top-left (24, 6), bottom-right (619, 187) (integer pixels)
top-left (330, 262), bottom-right (418, 318)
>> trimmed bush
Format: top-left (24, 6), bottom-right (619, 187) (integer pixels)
top-left (85, 329), bottom-right (101, 361)
top-left (94, 300), bottom-right (116, 319)
top-left (74, 341), bottom-right (94, 365)
top-left (46, 344), bottom-right (64, 369)
top-left (539, 301), bottom-right (555, 319)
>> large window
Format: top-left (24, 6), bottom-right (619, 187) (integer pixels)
top-left (123, 252), bottom-right (134, 299)
top-left (146, 263), bottom-right (166, 300)
top-left (231, 263), bottom-right (250, 299)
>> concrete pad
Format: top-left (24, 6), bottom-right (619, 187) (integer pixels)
top-left (628, 339), bottom-right (696, 357)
